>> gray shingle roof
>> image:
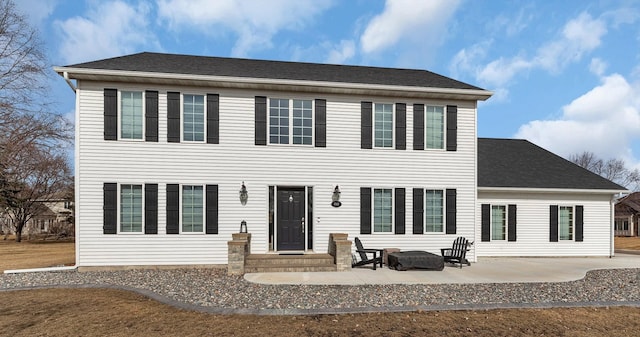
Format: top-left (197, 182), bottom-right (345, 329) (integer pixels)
top-left (63, 52), bottom-right (484, 90)
top-left (478, 138), bottom-right (626, 190)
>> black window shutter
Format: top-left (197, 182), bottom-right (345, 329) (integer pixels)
top-left (395, 103), bottom-right (406, 150)
top-left (145, 90), bottom-right (159, 142)
top-left (255, 96), bottom-right (267, 145)
top-left (361, 102), bottom-right (372, 149)
top-left (104, 89), bottom-right (117, 141)
top-left (145, 184), bottom-right (158, 234)
top-left (550, 205), bottom-right (558, 242)
top-left (167, 92), bottom-right (181, 143)
top-left (575, 205), bottom-right (584, 242)
top-left (481, 204), bottom-right (490, 242)
top-left (206, 185), bottom-right (219, 234)
top-left (508, 204), bottom-right (517, 242)
top-left (360, 187), bottom-right (372, 234)
top-left (445, 189), bottom-right (457, 234)
top-left (103, 183), bottom-right (117, 234)
top-left (413, 104), bottom-right (424, 150)
top-left (394, 188), bottom-right (405, 234)
top-left (166, 184), bottom-right (180, 234)
top-left (207, 94), bottom-right (219, 144)
top-left (315, 99), bottom-right (326, 147)
top-left (412, 188), bottom-right (424, 234)
top-left (446, 105), bottom-right (457, 151)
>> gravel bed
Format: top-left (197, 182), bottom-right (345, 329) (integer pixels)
top-left (1, 268), bottom-right (639, 313)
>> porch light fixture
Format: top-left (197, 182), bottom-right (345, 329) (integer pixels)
top-left (331, 185), bottom-right (342, 207)
top-left (240, 220), bottom-right (247, 233)
top-left (239, 182), bottom-right (248, 206)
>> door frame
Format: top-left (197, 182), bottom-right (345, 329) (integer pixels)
top-left (272, 185), bottom-right (312, 252)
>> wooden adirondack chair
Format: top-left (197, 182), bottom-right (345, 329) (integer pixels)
top-left (440, 237), bottom-right (472, 268)
top-left (352, 237), bottom-right (383, 270)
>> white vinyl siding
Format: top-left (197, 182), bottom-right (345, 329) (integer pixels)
top-left (182, 185), bottom-right (203, 233)
top-left (426, 105), bottom-right (444, 149)
top-left (120, 91), bottom-right (143, 139)
top-left (120, 184), bottom-right (142, 232)
top-left (425, 189), bottom-right (444, 233)
top-left (491, 205), bottom-right (506, 240)
top-left (374, 103), bottom-right (393, 148)
top-left (183, 94), bottom-right (205, 142)
top-left (559, 206), bottom-right (574, 240)
top-left (373, 188), bottom-right (393, 233)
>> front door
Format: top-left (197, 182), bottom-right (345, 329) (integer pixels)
top-left (277, 187), bottom-right (305, 251)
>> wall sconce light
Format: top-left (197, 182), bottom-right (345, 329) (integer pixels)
top-left (240, 220), bottom-right (247, 233)
top-left (239, 182), bottom-right (248, 206)
top-left (331, 185), bottom-right (342, 207)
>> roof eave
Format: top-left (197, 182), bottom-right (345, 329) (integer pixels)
top-left (478, 186), bottom-right (628, 194)
top-left (54, 67), bottom-right (493, 101)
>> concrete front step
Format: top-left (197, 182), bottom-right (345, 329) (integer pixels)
top-left (244, 253), bottom-right (337, 272)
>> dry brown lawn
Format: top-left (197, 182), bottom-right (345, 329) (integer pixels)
top-left (1, 235), bottom-right (639, 336)
top-left (615, 236), bottom-right (640, 250)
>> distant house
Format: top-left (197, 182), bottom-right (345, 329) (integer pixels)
top-left (25, 196), bottom-right (74, 236)
top-left (614, 192), bottom-right (640, 237)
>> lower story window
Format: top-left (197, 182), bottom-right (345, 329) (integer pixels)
top-left (120, 184), bottom-right (142, 232)
top-left (491, 205), bottom-right (506, 240)
top-left (182, 185), bottom-right (203, 232)
top-left (425, 189), bottom-right (443, 232)
top-left (373, 188), bottom-right (392, 233)
top-left (559, 206), bottom-right (573, 240)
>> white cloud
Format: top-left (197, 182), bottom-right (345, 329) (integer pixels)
top-left (589, 58), bottom-right (607, 76)
top-left (449, 40), bottom-right (492, 79)
top-left (516, 73), bottom-right (640, 165)
top-left (156, 0), bottom-right (333, 57)
top-left (14, 0), bottom-right (57, 26)
top-left (360, 0), bottom-right (461, 54)
top-left (54, 1), bottom-right (159, 64)
top-left (325, 40), bottom-right (356, 64)
top-left (477, 57), bottom-right (532, 88)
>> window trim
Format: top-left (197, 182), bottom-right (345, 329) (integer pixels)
top-left (424, 188), bottom-right (445, 234)
top-left (425, 104), bottom-right (446, 150)
top-left (181, 93), bottom-right (207, 143)
top-left (118, 90), bottom-right (145, 141)
top-left (558, 205), bottom-right (575, 241)
top-left (372, 187), bottom-right (394, 234)
top-left (117, 183), bottom-right (144, 234)
top-left (373, 102), bottom-right (395, 149)
top-left (180, 184), bottom-right (205, 234)
top-left (267, 97), bottom-right (315, 146)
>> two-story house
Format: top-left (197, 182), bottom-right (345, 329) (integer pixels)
top-left (55, 52), bottom-right (625, 268)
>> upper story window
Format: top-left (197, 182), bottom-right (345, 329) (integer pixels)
top-left (425, 189), bottom-right (444, 233)
top-left (183, 94), bottom-right (205, 142)
top-left (373, 188), bottom-right (393, 233)
top-left (120, 184), bottom-right (142, 233)
top-left (182, 185), bottom-right (204, 233)
top-left (558, 206), bottom-right (574, 240)
top-left (269, 98), bottom-right (313, 145)
top-left (120, 91), bottom-right (143, 140)
top-left (491, 205), bottom-right (506, 240)
top-left (426, 105), bottom-right (444, 149)
top-left (374, 103), bottom-right (393, 148)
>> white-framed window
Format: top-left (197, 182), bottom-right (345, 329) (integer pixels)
top-left (183, 94), bottom-right (205, 142)
top-left (120, 91), bottom-right (144, 140)
top-left (182, 185), bottom-right (204, 233)
top-left (120, 184), bottom-right (143, 233)
top-left (426, 105), bottom-right (444, 149)
top-left (425, 189), bottom-right (444, 233)
top-left (491, 205), bottom-right (506, 240)
top-left (559, 206), bottom-right (574, 240)
top-left (269, 98), bottom-right (313, 145)
top-left (373, 188), bottom-right (393, 233)
top-left (374, 103), bottom-right (393, 148)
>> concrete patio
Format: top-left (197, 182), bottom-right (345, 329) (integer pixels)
top-left (244, 253), bottom-right (640, 285)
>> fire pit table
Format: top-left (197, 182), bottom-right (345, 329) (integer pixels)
top-left (387, 251), bottom-right (444, 271)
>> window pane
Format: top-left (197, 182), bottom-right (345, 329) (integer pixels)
top-left (425, 190), bottom-right (443, 232)
top-left (182, 185), bottom-right (203, 232)
top-left (559, 206), bottom-right (573, 240)
top-left (292, 99), bottom-right (313, 146)
top-left (183, 94), bottom-right (205, 141)
top-left (491, 205), bottom-right (506, 240)
top-left (120, 184), bottom-right (142, 232)
top-left (121, 91), bottom-right (143, 139)
top-left (269, 99), bottom-right (289, 144)
top-left (426, 106), bottom-right (444, 149)
top-left (374, 103), bottom-right (393, 148)
top-left (373, 189), bottom-right (392, 233)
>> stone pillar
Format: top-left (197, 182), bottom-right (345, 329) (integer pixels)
top-left (232, 233), bottom-right (252, 255)
top-left (328, 233), bottom-right (348, 261)
top-left (334, 239), bottom-right (353, 271)
top-left (227, 233), bottom-right (252, 275)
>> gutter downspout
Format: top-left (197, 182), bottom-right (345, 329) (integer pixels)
top-left (63, 71), bottom-right (77, 93)
top-left (610, 195), bottom-right (616, 258)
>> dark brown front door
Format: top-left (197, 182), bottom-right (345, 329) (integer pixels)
top-left (277, 187), bottom-right (305, 251)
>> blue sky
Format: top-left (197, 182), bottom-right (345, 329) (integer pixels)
top-left (17, 0), bottom-right (640, 169)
